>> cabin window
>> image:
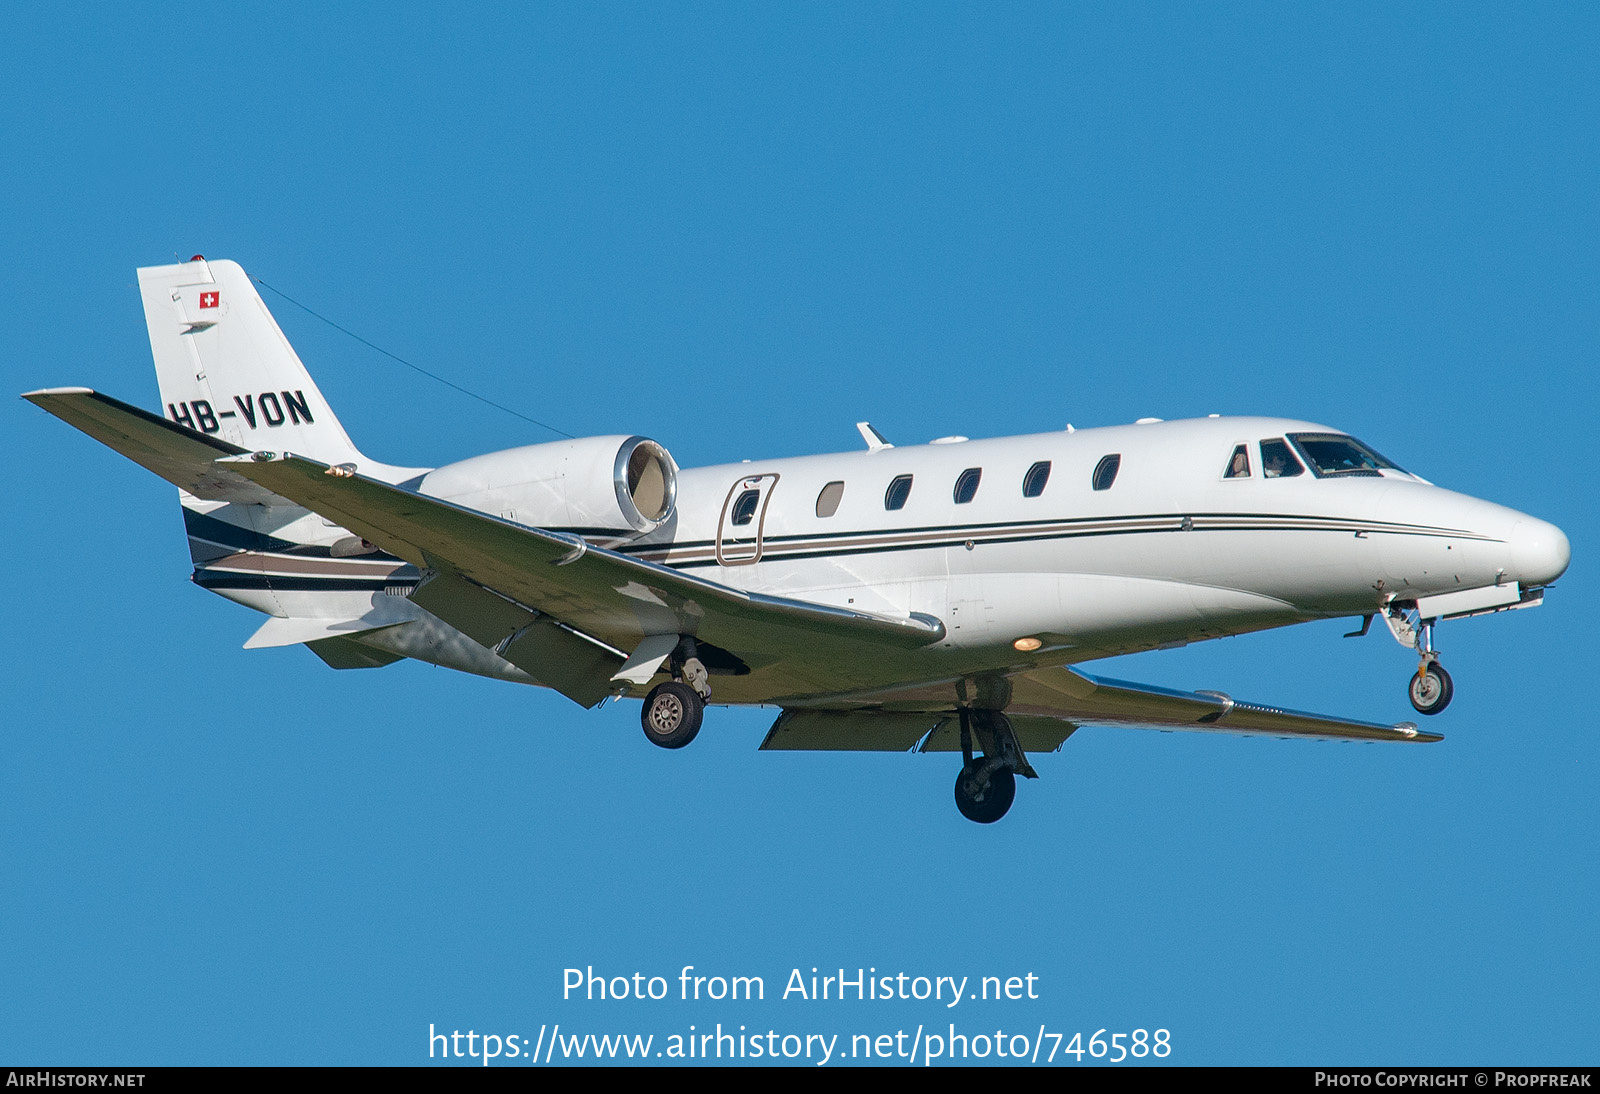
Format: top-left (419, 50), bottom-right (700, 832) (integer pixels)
top-left (1023, 461), bottom-right (1051, 497)
top-left (730, 489), bottom-right (762, 526)
top-left (1091, 454), bottom-right (1120, 491)
top-left (1223, 444), bottom-right (1251, 479)
top-left (815, 481), bottom-right (845, 518)
top-left (953, 468), bottom-right (981, 504)
top-left (1260, 438), bottom-right (1305, 479)
top-left (884, 475), bottom-right (913, 511)
top-left (1287, 433), bottom-right (1404, 477)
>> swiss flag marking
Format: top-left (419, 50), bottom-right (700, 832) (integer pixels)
top-left (199, 291), bottom-right (219, 309)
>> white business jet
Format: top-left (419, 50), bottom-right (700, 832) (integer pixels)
top-left (24, 258), bottom-right (1571, 823)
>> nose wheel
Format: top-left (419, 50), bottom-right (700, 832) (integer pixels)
top-left (1409, 662), bottom-right (1453, 716)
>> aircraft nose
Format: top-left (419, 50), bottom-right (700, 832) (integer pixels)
top-left (1508, 517), bottom-right (1571, 587)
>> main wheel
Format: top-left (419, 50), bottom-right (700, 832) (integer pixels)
top-left (1408, 662), bottom-right (1454, 716)
top-left (641, 681), bottom-right (704, 748)
top-left (953, 757), bottom-right (1016, 824)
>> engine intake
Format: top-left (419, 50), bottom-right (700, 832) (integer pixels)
top-left (419, 435), bottom-right (678, 538)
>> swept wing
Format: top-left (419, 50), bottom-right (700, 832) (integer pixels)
top-left (761, 666), bottom-right (1437, 751)
top-left (217, 451), bottom-right (945, 702)
top-left (23, 388), bottom-right (290, 506)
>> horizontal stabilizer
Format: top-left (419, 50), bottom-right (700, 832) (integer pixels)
top-left (306, 636), bottom-right (404, 670)
top-left (22, 388), bottom-right (293, 506)
top-left (244, 606), bottom-right (414, 649)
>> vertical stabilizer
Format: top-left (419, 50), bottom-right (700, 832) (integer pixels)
top-left (132, 257), bottom-right (427, 624)
top-left (138, 258), bottom-right (367, 465)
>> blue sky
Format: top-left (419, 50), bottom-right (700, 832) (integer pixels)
top-left (3, 3), bottom-right (1595, 1065)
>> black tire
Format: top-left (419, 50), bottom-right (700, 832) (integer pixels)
top-left (1408, 663), bottom-right (1454, 716)
top-left (641, 681), bottom-right (704, 748)
top-left (953, 757), bottom-right (1016, 824)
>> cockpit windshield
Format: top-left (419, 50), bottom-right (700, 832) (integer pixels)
top-left (1287, 433), bottom-right (1406, 478)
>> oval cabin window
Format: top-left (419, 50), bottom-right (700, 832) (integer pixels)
top-left (884, 475), bottom-right (913, 511)
top-left (953, 468), bottom-right (981, 505)
top-left (1023, 461), bottom-right (1051, 498)
top-left (1092, 454), bottom-right (1121, 491)
top-left (815, 481), bottom-right (845, 518)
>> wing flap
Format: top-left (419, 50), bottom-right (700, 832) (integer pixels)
top-left (760, 710), bottom-right (948, 752)
top-left (919, 714), bottom-right (1079, 753)
top-left (397, 570), bottom-right (623, 707)
top-left (23, 388), bottom-right (293, 505)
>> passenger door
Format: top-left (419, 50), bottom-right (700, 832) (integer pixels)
top-left (716, 474), bottom-right (780, 565)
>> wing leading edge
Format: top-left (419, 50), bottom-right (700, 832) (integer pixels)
top-left (1000, 665), bottom-right (1439, 743)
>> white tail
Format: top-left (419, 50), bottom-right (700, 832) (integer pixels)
top-left (138, 257), bottom-right (369, 465)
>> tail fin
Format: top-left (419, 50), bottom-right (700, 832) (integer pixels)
top-left (127, 258), bottom-right (425, 620)
top-left (138, 257), bottom-right (369, 465)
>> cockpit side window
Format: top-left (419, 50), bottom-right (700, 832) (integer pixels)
top-left (1260, 438), bottom-right (1304, 479)
top-left (1223, 444), bottom-right (1251, 479)
top-left (1287, 433), bottom-right (1405, 477)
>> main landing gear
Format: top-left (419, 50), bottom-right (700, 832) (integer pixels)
top-left (1378, 602), bottom-right (1454, 716)
top-left (952, 709), bottom-right (1037, 824)
top-left (640, 643), bottom-right (712, 749)
top-left (641, 681), bottom-right (703, 748)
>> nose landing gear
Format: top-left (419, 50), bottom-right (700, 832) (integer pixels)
top-left (1381, 603), bottom-right (1454, 716)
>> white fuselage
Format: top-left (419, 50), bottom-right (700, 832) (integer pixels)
top-left (63, 258), bottom-right (1568, 712)
top-left (194, 414), bottom-right (1569, 704)
top-left (623, 416), bottom-right (1561, 664)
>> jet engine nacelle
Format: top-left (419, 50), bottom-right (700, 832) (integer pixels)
top-left (418, 435), bottom-right (677, 538)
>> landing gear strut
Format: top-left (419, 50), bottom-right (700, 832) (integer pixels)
top-left (951, 709), bottom-right (1037, 824)
top-left (1382, 603), bottom-right (1454, 716)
